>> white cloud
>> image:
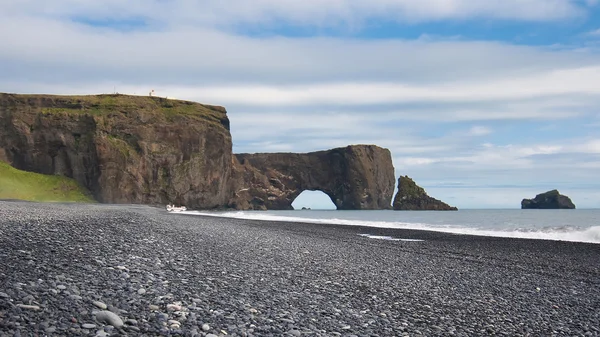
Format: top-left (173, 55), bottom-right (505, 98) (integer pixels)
top-left (397, 142), bottom-right (572, 168)
top-left (0, 0), bottom-right (591, 30)
top-left (396, 157), bottom-right (438, 166)
top-left (1, 1), bottom-right (600, 208)
top-left (9, 64), bottom-right (595, 111)
top-left (587, 28), bottom-right (600, 36)
top-left (575, 139), bottom-right (600, 153)
top-left (467, 126), bottom-right (492, 136)
top-left (169, 66), bottom-right (600, 106)
top-left (2, 16), bottom-right (596, 88)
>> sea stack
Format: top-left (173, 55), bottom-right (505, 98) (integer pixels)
top-left (521, 190), bottom-right (575, 209)
top-left (392, 176), bottom-right (458, 211)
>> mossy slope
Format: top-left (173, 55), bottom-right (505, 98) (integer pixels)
top-left (0, 161), bottom-right (94, 202)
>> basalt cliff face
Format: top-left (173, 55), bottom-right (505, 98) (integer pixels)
top-left (229, 145), bottom-right (396, 210)
top-left (0, 93), bottom-right (233, 209)
top-left (393, 175), bottom-right (458, 211)
top-left (0, 93), bottom-right (396, 210)
top-left (521, 190), bottom-right (575, 209)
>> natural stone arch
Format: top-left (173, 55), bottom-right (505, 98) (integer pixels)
top-left (291, 190), bottom-right (337, 210)
top-left (229, 145), bottom-right (396, 210)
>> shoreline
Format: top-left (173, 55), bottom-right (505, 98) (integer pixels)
top-left (1, 201), bottom-right (599, 336)
top-left (180, 209), bottom-right (600, 245)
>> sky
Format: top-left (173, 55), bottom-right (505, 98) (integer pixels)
top-left (2, 1), bottom-right (600, 209)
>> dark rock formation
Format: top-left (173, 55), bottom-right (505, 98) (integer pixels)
top-left (393, 175), bottom-right (457, 211)
top-left (0, 93), bottom-right (397, 210)
top-left (0, 93), bottom-right (233, 209)
top-left (229, 145), bottom-right (396, 210)
top-left (521, 190), bottom-right (575, 209)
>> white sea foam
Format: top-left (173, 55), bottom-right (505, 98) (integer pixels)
top-left (358, 234), bottom-right (425, 242)
top-left (176, 210), bottom-right (600, 244)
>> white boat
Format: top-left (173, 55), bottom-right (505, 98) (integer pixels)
top-left (166, 204), bottom-right (187, 212)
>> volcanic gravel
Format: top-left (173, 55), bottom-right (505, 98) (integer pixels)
top-left (0, 201), bottom-right (599, 336)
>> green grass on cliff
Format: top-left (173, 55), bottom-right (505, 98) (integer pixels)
top-left (22, 93), bottom-right (228, 129)
top-left (0, 161), bottom-right (94, 203)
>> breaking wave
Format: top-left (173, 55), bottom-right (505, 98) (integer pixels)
top-left (178, 210), bottom-right (600, 244)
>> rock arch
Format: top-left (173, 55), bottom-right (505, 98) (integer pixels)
top-left (229, 145), bottom-right (395, 210)
top-left (292, 190), bottom-right (337, 210)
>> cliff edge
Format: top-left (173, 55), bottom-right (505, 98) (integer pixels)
top-left (0, 93), bottom-right (233, 208)
top-left (0, 93), bottom-right (397, 210)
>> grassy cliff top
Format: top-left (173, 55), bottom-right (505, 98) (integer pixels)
top-left (0, 161), bottom-right (95, 203)
top-left (0, 93), bottom-right (230, 130)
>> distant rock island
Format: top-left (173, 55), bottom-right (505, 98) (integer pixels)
top-left (393, 176), bottom-right (458, 211)
top-left (521, 190), bottom-right (575, 209)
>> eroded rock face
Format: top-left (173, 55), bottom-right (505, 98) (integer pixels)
top-left (0, 93), bottom-right (233, 209)
top-left (229, 145), bottom-right (396, 210)
top-left (521, 190), bottom-right (575, 209)
top-left (1, 93), bottom-right (397, 210)
top-left (393, 176), bottom-right (457, 211)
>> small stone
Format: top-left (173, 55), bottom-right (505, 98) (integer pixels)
top-left (82, 324), bottom-right (97, 329)
top-left (125, 319), bottom-right (138, 325)
top-left (137, 288), bottom-right (146, 295)
top-left (289, 330), bottom-right (302, 337)
top-left (202, 323), bottom-right (211, 331)
top-left (70, 295), bottom-right (83, 301)
top-left (95, 329), bottom-right (109, 337)
top-left (149, 305), bottom-right (160, 311)
top-left (95, 310), bottom-right (124, 328)
top-left (206, 334), bottom-right (218, 337)
top-left (0, 292), bottom-right (9, 298)
top-left (45, 327), bottom-right (56, 333)
top-left (107, 305), bottom-right (121, 314)
top-left (167, 304), bottom-right (181, 311)
top-left (57, 285), bottom-right (67, 290)
top-left (17, 304), bottom-right (41, 311)
top-left (93, 301), bottom-right (108, 310)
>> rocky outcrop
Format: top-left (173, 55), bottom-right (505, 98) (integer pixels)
top-left (0, 93), bottom-right (398, 210)
top-left (393, 176), bottom-right (457, 211)
top-left (521, 190), bottom-right (575, 209)
top-left (229, 145), bottom-right (396, 210)
top-left (0, 93), bottom-right (233, 209)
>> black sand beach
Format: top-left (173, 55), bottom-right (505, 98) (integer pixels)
top-left (1, 201), bottom-right (599, 336)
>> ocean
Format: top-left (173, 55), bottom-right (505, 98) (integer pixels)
top-left (180, 209), bottom-right (600, 244)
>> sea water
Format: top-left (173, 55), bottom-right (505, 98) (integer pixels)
top-left (181, 209), bottom-right (600, 244)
